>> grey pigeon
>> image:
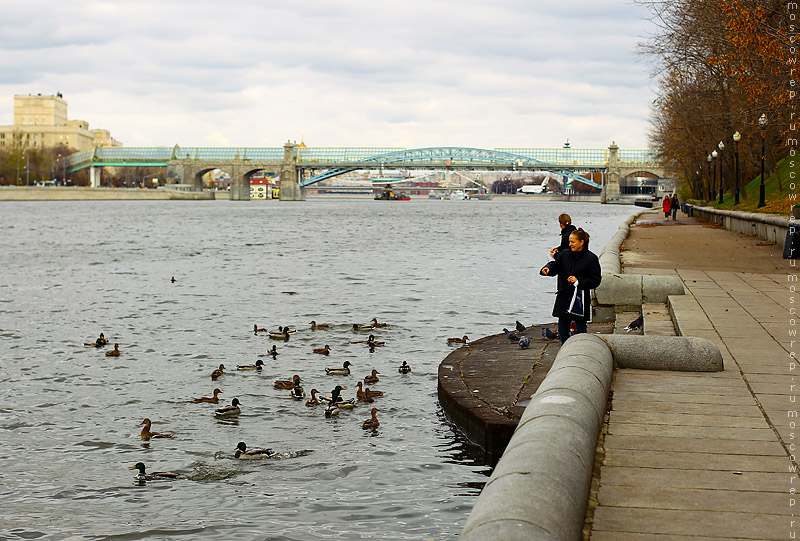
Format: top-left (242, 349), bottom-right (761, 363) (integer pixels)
top-left (503, 328), bottom-right (520, 341)
top-left (515, 320), bottom-right (526, 333)
top-left (519, 337), bottom-right (531, 349)
top-left (624, 315), bottom-right (644, 332)
top-left (542, 327), bottom-right (558, 341)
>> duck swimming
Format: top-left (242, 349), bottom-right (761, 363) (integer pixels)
top-left (323, 385), bottom-right (355, 408)
top-left (362, 408), bottom-right (380, 429)
top-left (211, 364), bottom-right (225, 379)
top-left (324, 403), bottom-right (340, 418)
top-left (370, 318), bottom-right (389, 328)
top-left (355, 381), bottom-right (374, 403)
top-left (366, 335), bottom-right (385, 347)
top-left (364, 369), bottom-right (380, 384)
top-left (290, 380), bottom-right (306, 399)
top-left (192, 388), bottom-right (222, 403)
top-left (364, 386), bottom-right (384, 398)
top-left (85, 333), bottom-right (108, 347)
top-left (130, 462), bottom-right (179, 481)
top-left (325, 360), bottom-right (353, 376)
top-left (398, 361), bottom-right (412, 374)
top-left (269, 328), bottom-right (291, 341)
top-left (312, 345), bottom-right (331, 355)
top-left (234, 441), bottom-right (273, 459)
top-left (447, 335), bottom-right (469, 345)
top-left (267, 345), bottom-right (279, 360)
top-left (254, 324), bottom-right (268, 334)
top-left (105, 343), bottom-right (121, 357)
top-left (237, 359), bottom-right (264, 370)
top-left (215, 398), bottom-right (241, 417)
top-left (306, 388), bottom-right (321, 407)
top-left (352, 323), bottom-right (374, 331)
top-left (274, 374), bottom-right (302, 389)
top-left (139, 418), bottom-right (174, 440)
top-left (310, 320), bottom-right (330, 329)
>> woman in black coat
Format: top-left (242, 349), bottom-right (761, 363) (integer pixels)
top-left (549, 213), bottom-right (577, 258)
top-left (540, 228), bottom-right (602, 344)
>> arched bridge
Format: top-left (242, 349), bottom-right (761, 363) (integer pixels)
top-left (64, 142), bottom-right (662, 201)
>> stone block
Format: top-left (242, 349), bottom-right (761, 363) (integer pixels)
top-left (595, 274), bottom-right (643, 305)
top-left (598, 335), bottom-right (724, 372)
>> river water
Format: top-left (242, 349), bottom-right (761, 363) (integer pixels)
top-left (0, 198), bottom-right (635, 540)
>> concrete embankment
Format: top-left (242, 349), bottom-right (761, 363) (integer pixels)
top-left (0, 186), bottom-right (215, 200)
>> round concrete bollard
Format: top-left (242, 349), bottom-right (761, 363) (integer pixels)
top-left (598, 334), bottom-right (723, 372)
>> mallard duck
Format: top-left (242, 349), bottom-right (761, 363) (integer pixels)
top-left (312, 345), bottom-right (331, 355)
top-left (364, 386), bottom-right (384, 398)
top-left (290, 380), bottom-right (306, 399)
top-left (139, 418), bottom-right (174, 440)
top-left (234, 441), bottom-right (273, 459)
top-left (352, 323), bottom-right (374, 331)
top-left (306, 388), bottom-right (321, 407)
top-left (254, 324), bottom-right (268, 334)
top-left (364, 369), bottom-right (380, 384)
top-left (310, 320), bottom-right (330, 329)
top-left (269, 328), bottom-right (290, 341)
top-left (362, 407), bottom-right (380, 429)
top-left (129, 462), bottom-right (179, 481)
top-left (105, 343), bottom-right (121, 357)
top-left (324, 403), bottom-right (340, 418)
top-left (211, 364), bottom-right (225, 379)
top-left (366, 335), bottom-right (385, 347)
top-left (325, 360), bottom-right (353, 376)
top-left (447, 335), bottom-right (469, 345)
top-left (85, 333), bottom-right (108, 347)
top-left (237, 359), bottom-right (264, 370)
top-left (215, 398), bottom-right (241, 417)
top-left (355, 381), bottom-right (374, 403)
top-left (398, 361), bottom-right (412, 374)
top-left (192, 388), bottom-right (222, 403)
top-left (171, 276), bottom-right (176, 283)
top-left (321, 385), bottom-right (355, 408)
top-left (274, 374), bottom-right (302, 389)
top-left (267, 345), bottom-right (279, 359)
top-left (371, 318), bottom-right (389, 328)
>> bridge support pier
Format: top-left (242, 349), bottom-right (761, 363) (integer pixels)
top-left (603, 142), bottom-right (621, 203)
top-left (89, 166), bottom-right (101, 188)
top-left (279, 141), bottom-right (305, 201)
top-left (230, 165), bottom-right (250, 201)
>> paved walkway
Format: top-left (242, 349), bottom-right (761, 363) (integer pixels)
top-left (588, 211), bottom-right (795, 540)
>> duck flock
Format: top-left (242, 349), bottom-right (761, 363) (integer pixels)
top-left (86, 317), bottom-right (415, 482)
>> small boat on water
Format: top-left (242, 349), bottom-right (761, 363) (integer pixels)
top-left (449, 190), bottom-right (469, 200)
top-left (375, 186), bottom-right (410, 201)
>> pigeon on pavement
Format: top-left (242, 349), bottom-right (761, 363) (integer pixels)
top-left (541, 327), bottom-right (558, 341)
top-left (519, 337), bottom-right (531, 349)
top-left (624, 315), bottom-right (644, 332)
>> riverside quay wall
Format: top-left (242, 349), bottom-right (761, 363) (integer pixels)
top-left (0, 186), bottom-right (214, 201)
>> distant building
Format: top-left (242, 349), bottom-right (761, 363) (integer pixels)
top-left (0, 93), bottom-right (122, 151)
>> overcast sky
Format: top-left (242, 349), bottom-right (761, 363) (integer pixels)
top-left (0, 0), bottom-right (657, 150)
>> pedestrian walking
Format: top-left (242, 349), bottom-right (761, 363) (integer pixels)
top-left (549, 213), bottom-right (577, 258)
top-left (671, 194), bottom-right (679, 220)
top-left (540, 228), bottom-right (602, 344)
top-left (662, 195), bottom-right (671, 221)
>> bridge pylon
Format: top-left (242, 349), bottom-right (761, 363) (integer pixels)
top-left (279, 141), bottom-right (306, 201)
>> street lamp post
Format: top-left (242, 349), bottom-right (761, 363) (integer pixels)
top-left (717, 141), bottom-right (725, 204)
top-left (712, 149), bottom-right (718, 202)
top-left (707, 154), bottom-right (713, 201)
top-left (733, 131), bottom-right (741, 205)
top-left (25, 154), bottom-right (29, 186)
top-left (696, 170), bottom-right (702, 200)
top-left (758, 113), bottom-right (767, 207)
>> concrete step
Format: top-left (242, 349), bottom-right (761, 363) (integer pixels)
top-left (642, 303), bottom-right (676, 336)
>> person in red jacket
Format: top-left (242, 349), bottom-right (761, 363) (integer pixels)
top-left (662, 195), bottom-right (671, 221)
